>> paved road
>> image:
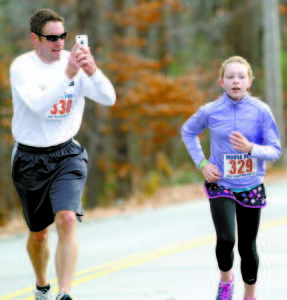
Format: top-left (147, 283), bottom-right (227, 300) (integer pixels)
top-left (0, 180), bottom-right (286, 300)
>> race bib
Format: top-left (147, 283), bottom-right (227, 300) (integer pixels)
top-left (46, 92), bottom-right (73, 120)
top-left (224, 153), bottom-right (257, 178)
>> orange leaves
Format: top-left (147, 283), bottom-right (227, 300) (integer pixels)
top-left (123, 71), bottom-right (202, 115)
top-left (108, 0), bottom-right (186, 31)
top-left (113, 35), bottom-right (146, 49)
top-left (105, 53), bottom-right (166, 85)
top-left (108, 66), bottom-right (207, 153)
top-left (112, 162), bottom-right (132, 178)
top-left (1, 115), bottom-right (11, 127)
top-left (279, 4), bottom-right (287, 15)
top-left (109, 1), bottom-right (163, 30)
top-left (0, 60), bottom-right (13, 140)
top-left (0, 61), bottom-right (10, 91)
top-left (99, 0), bottom-right (208, 185)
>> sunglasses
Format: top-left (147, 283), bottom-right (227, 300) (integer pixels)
top-left (34, 31), bottom-right (68, 42)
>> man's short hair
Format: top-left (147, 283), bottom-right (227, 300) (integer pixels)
top-left (30, 8), bottom-right (63, 34)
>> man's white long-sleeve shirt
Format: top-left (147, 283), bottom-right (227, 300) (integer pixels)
top-left (10, 50), bottom-right (116, 147)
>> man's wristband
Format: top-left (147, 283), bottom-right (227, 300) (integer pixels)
top-left (199, 159), bottom-right (208, 170)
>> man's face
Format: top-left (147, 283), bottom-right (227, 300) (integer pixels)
top-left (34, 21), bottom-right (65, 63)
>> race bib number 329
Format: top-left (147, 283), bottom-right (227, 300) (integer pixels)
top-left (224, 153), bottom-right (257, 178)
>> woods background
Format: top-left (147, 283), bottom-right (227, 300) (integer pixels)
top-left (0, 0), bottom-right (286, 225)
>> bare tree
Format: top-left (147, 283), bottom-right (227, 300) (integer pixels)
top-left (75, 0), bottom-right (111, 208)
top-left (110, 0), bottom-right (132, 200)
top-left (263, 0), bottom-right (285, 162)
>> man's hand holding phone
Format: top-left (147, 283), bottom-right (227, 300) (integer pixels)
top-left (66, 35), bottom-right (97, 78)
top-left (75, 35), bottom-right (96, 76)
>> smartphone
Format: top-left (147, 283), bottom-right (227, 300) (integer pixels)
top-left (75, 35), bottom-right (88, 47)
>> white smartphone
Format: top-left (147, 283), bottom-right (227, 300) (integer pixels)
top-left (75, 35), bottom-right (88, 47)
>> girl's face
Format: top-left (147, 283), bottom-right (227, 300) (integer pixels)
top-left (220, 62), bottom-right (252, 101)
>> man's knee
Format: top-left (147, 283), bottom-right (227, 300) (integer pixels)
top-left (55, 210), bottom-right (77, 231)
top-left (29, 228), bottom-right (49, 246)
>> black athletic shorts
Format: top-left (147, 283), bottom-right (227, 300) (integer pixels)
top-left (11, 139), bottom-right (88, 232)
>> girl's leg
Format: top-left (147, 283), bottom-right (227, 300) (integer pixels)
top-left (236, 203), bottom-right (261, 299)
top-left (209, 197), bottom-right (236, 280)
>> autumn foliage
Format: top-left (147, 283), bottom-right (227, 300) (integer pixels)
top-left (96, 0), bottom-right (210, 198)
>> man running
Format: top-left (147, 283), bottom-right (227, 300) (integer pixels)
top-left (10, 8), bottom-right (116, 300)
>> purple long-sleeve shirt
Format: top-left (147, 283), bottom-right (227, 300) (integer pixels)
top-left (181, 92), bottom-right (281, 189)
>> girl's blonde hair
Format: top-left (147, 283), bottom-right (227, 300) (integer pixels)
top-left (219, 56), bottom-right (253, 81)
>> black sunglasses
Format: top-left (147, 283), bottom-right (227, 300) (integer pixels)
top-left (33, 31), bottom-right (68, 42)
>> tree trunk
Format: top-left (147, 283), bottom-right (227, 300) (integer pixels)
top-left (110, 0), bottom-right (132, 200)
top-left (224, 0), bottom-right (262, 66)
top-left (76, 0), bottom-right (108, 208)
top-left (263, 0), bottom-right (285, 163)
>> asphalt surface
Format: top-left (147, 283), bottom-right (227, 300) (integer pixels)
top-left (0, 180), bottom-right (286, 300)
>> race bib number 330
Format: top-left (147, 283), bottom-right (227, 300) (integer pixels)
top-left (46, 94), bottom-right (73, 120)
top-left (224, 153), bottom-right (257, 178)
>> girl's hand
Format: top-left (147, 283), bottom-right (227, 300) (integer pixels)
top-left (202, 162), bottom-right (222, 183)
top-left (229, 131), bottom-right (253, 153)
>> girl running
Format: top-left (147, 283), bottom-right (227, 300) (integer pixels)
top-left (181, 56), bottom-right (281, 300)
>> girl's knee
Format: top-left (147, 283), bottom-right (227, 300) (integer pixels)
top-left (217, 236), bottom-right (235, 251)
top-left (238, 243), bottom-right (257, 258)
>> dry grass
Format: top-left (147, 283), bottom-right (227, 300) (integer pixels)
top-left (1, 166), bottom-right (286, 238)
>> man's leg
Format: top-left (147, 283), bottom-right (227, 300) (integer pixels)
top-left (27, 228), bottom-right (50, 287)
top-left (55, 210), bottom-right (78, 294)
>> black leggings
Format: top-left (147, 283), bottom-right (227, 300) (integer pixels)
top-left (209, 197), bottom-right (261, 285)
